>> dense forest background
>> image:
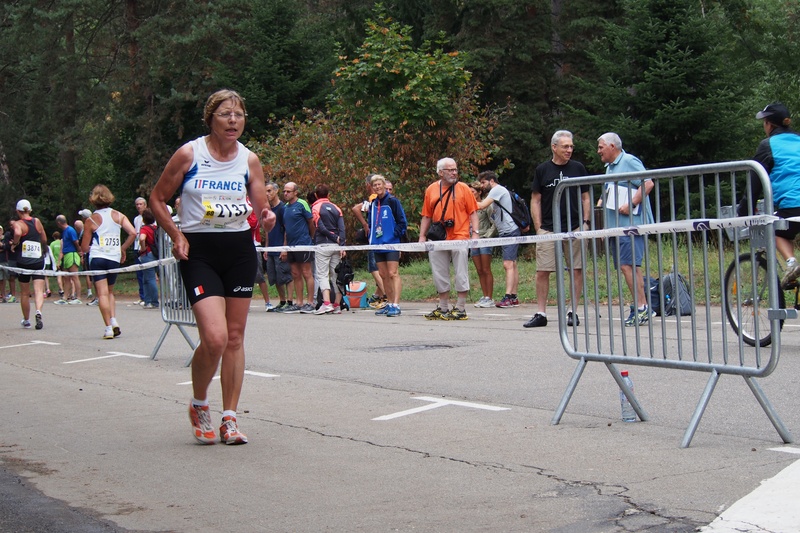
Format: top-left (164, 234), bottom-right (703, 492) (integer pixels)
top-left (2, 0), bottom-right (799, 237)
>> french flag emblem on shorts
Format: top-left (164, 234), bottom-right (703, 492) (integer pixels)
top-left (194, 286), bottom-right (204, 297)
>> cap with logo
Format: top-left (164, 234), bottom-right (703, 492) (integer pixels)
top-left (756, 102), bottom-right (790, 126)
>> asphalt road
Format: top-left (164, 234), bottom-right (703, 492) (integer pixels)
top-left (1, 296), bottom-right (799, 532)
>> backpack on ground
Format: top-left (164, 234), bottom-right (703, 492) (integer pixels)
top-left (658, 272), bottom-right (693, 317)
top-left (648, 276), bottom-right (661, 312)
top-left (494, 190), bottom-right (532, 233)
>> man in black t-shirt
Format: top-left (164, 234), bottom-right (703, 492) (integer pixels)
top-left (525, 130), bottom-right (591, 328)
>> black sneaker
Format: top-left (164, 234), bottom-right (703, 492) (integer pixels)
top-left (523, 313), bottom-right (547, 328)
top-left (566, 311), bottom-right (580, 327)
top-left (35, 312), bottom-right (43, 330)
top-left (442, 307), bottom-right (468, 321)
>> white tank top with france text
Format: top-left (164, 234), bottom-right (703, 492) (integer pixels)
top-left (178, 137), bottom-right (253, 233)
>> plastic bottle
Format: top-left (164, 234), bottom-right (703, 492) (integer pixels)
top-left (619, 370), bottom-right (637, 422)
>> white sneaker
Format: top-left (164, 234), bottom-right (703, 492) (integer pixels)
top-left (314, 303), bottom-right (334, 315)
top-left (475, 297), bottom-right (495, 308)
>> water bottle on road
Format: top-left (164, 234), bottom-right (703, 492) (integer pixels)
top-left (619, 370), bottom-right (636, 422)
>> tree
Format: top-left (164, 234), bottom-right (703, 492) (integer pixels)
top-left (564, 0), bottom-right (751, 172)
top-left (255, 9), bottom-right (509, 240)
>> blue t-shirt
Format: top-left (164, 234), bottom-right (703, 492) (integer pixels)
top-left (281, 200), bottom-right (313, 246)
top-left (603, 150), bottom-right (654, 228)
top-left (62, 225), bottom-right (79, 253)
top-left (266, 202), bottom-right (286, 256)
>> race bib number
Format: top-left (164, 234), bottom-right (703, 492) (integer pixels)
top-left (99, 235), bottom-right (121, 248)
top-left (201, 194), bottom-right (252, 227)
top-left (21, 241), bottom-right (42, 259)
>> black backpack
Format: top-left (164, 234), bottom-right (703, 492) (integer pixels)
top-left (655, 272), bottom-right (693, 316)
top-left (494, 190), bottom-right (532, 233)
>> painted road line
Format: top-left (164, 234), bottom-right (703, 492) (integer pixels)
top-left (177, 369), bottom-right (279, 385)
top-left (769, 446), bottom-right (800, 455)
top-left (700, 458), bottom-right (800, 532)
top-left (373, 396), bottom-right (510, 421)
top-left (63, 352), bottom-right (149, 364)
top-left (0, 340), bottom-right (61, 350)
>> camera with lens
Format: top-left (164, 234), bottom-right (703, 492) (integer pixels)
top-left (443, 219), bottom-right (455, 228)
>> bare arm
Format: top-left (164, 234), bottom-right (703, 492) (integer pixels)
top-left (530, 192), bottom-right (542, 233)
top-left (80, 215), bottom-right (100, 254)
top-left (150, 144), bottom-right (194, 260)
top-left (118, 212), bottom-right (136, 264)
top-left (581, 191), bottom-right (591, 227)
top-left (419, 216), bottom-right (432, 242)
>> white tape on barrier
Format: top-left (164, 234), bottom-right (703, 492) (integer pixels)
top-left (256, 214), bottom-right (778, 254)
top-left (0, 257), bottom-right (175, 277)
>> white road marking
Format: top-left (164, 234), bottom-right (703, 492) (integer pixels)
top-left (177, 369), bottom-right (279, 385)
top-left (373, 396), bottom-right (510, 421)
top-left (0, 340), bottom-right (61, 350)
top-left (63, 351), bottom-right (149, 364)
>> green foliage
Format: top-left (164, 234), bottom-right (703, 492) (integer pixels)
top-left (331, 10), bottom-right (471, 132)
top-left (255, 9), bottom-right (510, 243)
top-left (565, 0), bottom-right (752, 173)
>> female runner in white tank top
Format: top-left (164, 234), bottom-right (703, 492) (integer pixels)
top-left (149, 89), bottom-right (276, 445)
top-left (81, 185), bottom-right (136, 340)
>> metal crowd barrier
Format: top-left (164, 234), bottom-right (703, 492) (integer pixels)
top-left (150, 228), bottom-right (197, 366)
top-left (550, 160), bottom-right (795, 447)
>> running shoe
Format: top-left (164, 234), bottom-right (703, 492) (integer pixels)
top-left (67, 298), bottom-right (82, 305)
top-left (367, 294), bottom-right (385, 308)
top-left (265, 302), bottom-right (277, 312)
top-left (113, 325), bottom-right (121, 337)
top-left (6, 296), bottom-right (17, 303)
top-left (103, 327), bottom-right (114, 340)
top-left (474, 297), bottom-right (495, 308)
top-left (314, 302), bottom-right (334, 315)
top-left (386, 305), bottom-right (401, 317)
top-left (331, 305), bottom-right (342, 314)
top-left (523, 313), bottom-right (547, 328)
top-left (219, 415), bottom-right (248, 445)
top-left (54, 299), bottom-right (68, 305)
top-left (34, 312), bottom-right (43, 330)
top-left (87, 298), bottom-right (99, 306)
top-left (781, 262), bottom-right (800, 289)
top-left (273, 302), bottom-right (287, 313)
top-left (424, 307), bottom-right (448, 320)
top-left (189, 404), bottom-right (216, 444)
top-left (299, 303), bottom-right (315, 314)
top-left (442, 308), bottom-right (468, 320)
top-left (281, 304), bottom-right (301, 314)
top-left (375, 305), bottom-right (390, 315)
top-left (495, 296), bottom-right (515, 308)
top-left (21, 319), bottom-right (31, 329)
top-left (566, 311), bottom-right (580, 327)
top-left (625, 305), bottom-right (655, 326)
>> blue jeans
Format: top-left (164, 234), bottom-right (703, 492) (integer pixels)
top-left (139, 252), bottom-right (159, 305)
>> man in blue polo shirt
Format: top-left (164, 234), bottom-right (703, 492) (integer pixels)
top-left (279, 182), bottom-right (315, 314)
top-left (597, 132), bottom-right (654, 326)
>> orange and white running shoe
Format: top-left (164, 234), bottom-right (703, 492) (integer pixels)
top-left (219, 416), bottom-right (248, 445)
top-left (189, 404), bottom-right (216, 444)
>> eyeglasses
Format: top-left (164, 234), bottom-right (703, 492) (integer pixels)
top-left (215, 112), bottom-right (247, 120)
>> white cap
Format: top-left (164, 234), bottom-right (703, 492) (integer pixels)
top-left (16, 199), bottom-right (31, 212)
top-left (78, 209), bottom-right (92, 218)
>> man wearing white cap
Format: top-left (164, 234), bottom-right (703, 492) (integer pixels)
top-left (10, 200), bottom-right (48, 329)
